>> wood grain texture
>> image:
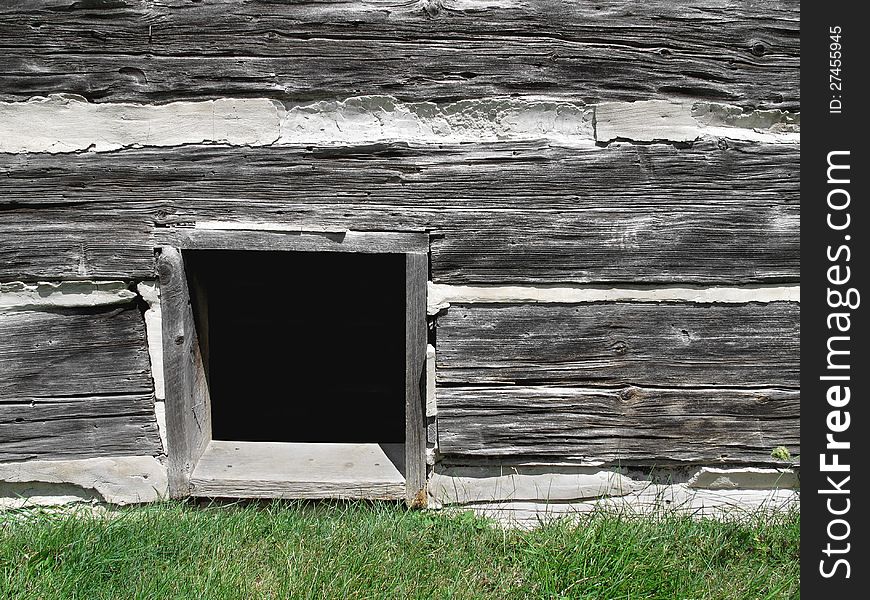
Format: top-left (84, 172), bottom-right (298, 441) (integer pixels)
top-left (436, 386), bottom-right (799, 464)
top-left (0, 207), bottom-right (158, 282)
top-left (405, 251), bottom-right (428, 504)
top-left (0, 0), bottom-right (798, 108)
top-left (0, 306), bottom-right (153, 398)
top-left (157, 247), bottom-right (211, 497)
top-left (0, 304), bottom-right (161, 461)
top-left (0, 141), bottom-right (799, 284)
top-left (189, 441), bottom-right (405, 500)
top-left (0, 395), bottom-right (161, 462)
top-left (436, 302), bottom-right (800, 388)
top-left (158, 228), bottom-right (429, 254)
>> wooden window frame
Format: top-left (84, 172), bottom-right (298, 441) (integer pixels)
top-left (156, 228), bottom-right (428, 504)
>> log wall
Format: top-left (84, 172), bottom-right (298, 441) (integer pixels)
top-left (0, 0), bottom-right (800, 501)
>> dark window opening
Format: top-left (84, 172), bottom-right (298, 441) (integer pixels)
top-left (186, 250), bottom-right (406, 445)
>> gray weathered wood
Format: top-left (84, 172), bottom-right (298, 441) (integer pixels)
top-left (436, 302), bottom-right (799, 388)
top-left (0, 1), bottom-right (799, 108)
top-left (190, 441), bottom-right (405, 500)
top-left (0, 305), bottom-right (153, 398)
top-left (405, 251), bottom-right (428, 505)
top-left (0, 207), bottom-right (158, 282)
top-left (157, 246), bottom-right (211, 497)
top-left (0, 395), bottom-right (161, 462)
top-left (436, 386), bottom-right (799, 465)
top-left (158, 228), bottom-right (429, 254)
top-left (0, 141), bottom-right (799, 284)
top-left (0, 304), bottom-right (161, 461)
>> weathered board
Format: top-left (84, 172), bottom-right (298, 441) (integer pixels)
top-left (189, 441), bottom-right (406, 500)
top-left (405, 252), bottom-right (429, 504)
top-left (436, 302), bottom-right (800, 388)
top-left (437, 386), bottom-right (799, 464)
top-left (0, 305), bottom-right (153, 397)
top-left (0, 304), bottom-right (161, 461)
top-left (0, 0), bottom-right (799, 108)
top-left (157, 247), bottom-right (211, 497)
top-left (0, 395), bottom-right (160, 462)
top-left (0, 141), bottom-right (799, 284)
top-left (0, 208), bottom-right (158, 283)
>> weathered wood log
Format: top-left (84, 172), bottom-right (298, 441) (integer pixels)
top-left (0, 395), bottom-right (161, 462)
top-left (436, 302), bottom-right (800, 387)
top-left (0, 1), bottom-right (799, 108)
top-left (0, 305), bottom-right (154, 398)
top-left (0, 141), bottom-right (799, 284)
top-left (0, 304), bottom-right (161, 461)
top-left (405, 251), bottom-right (429, 504)
top-left (436, 386), bottom-right (799, 464)
top-left (0, 208), bottom-right (158, 283)
top-left (157, 246), bottom-right (211, 497)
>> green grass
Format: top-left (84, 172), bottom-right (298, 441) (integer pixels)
top-left (1, 501), bottom-right (799, 599)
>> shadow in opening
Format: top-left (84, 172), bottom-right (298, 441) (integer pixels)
top-left (186, 250), bottom-right (406, 454)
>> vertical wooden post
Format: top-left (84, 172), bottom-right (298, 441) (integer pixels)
top-left (405, 251), bottom-right (428, 505)
top-left (157, 247), bottom-right (212, 497)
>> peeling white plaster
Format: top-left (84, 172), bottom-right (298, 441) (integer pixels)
top-left (462, 488), bottom-right (799, 528)
top-left (692, 102), bottom-right (800, 132)
top-left (0, 281), bottom-right (136, 311)
top-left (688, 467), bottom-right (799, 490)
top-left (414, 0), bottom-right (526, 14)
top-left (430, 466), bottom-right (646, 504)
top-left (1, 95), bottom-right (801, 154)
top-left (595, 100), bottom-right (800, 144)
top-left (136, 281), bottom-right (164, 401)
top-left (279, 95), bottom-right (596, 146)
top-left (427, 282), bottom-right (800, 313)
top-left (0, 95), bottom-right (282, 153)
top-left (429, 464), bottom-right (801, 517)
top-left (426, 345), bottom-right (437, 417)
top-left (136, 281), bottom-right (167, 453)
top-left (0, 456), bottom-right (168, 507)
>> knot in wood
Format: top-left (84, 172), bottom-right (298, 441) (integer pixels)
top-left (609, 340), bottom-right (628, 355)
top-left (174, 334), bottom-right (185, 345)
top-left (749, 41), bottom-right (766, 57)
top-left (619, 387), bottom-right (642, 404)
top-left (421, 0), bottom-right (443, 18)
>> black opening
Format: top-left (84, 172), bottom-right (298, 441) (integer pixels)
top-left (186, 250), bottom-right (406, 444)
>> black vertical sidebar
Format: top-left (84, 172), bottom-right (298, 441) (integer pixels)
top-left (802, 2), bottom-right (868, 596)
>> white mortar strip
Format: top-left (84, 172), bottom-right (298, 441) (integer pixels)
top-left (0, 456), bottom-right (167, 506)
top-left (2, 95), bottom-right (798, 154)
top-left (428, 283), bottom-right (800, 313)
top-left (0, 95), bottom-right (282, 153)
top-left (595, 99), bottom-right (800, 144)
top-left (461, 489), bottom-right (799, 527)
top-left (0, 281), bottom-right (136, 310)
top-left (277, 95), bottom-right (595, 146)
top-left (429, 466), bottom-right (799, 506)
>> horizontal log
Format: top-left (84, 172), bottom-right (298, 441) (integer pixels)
top-left (437, 386), bottom-right (800, 464)
top-left (436, 302), bottom-right (799, 387)
top-left (0, 1), bottom-right (799, 108)
top-left (0, 305), bottom-right (153, 398)
top-left (0, 207), bottom-right (158, 282)
top-left (0, 304), bottom-right (161, 460)
top-left (0, 141), bottom-right (799, 284)
top-left (0, 395), bottom-right (162, 462)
